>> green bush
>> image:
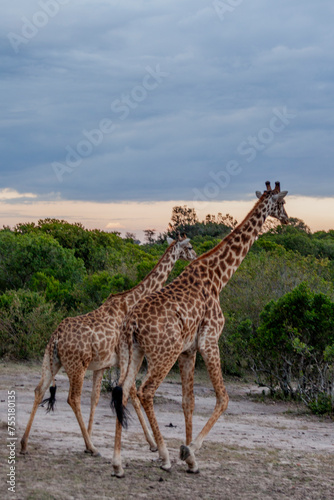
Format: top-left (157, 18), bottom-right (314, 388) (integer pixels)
top-left (0, 231), bottom-right (86, 292)
top-left (220, 317), bottom-right (253, 376)
top-left (220, 247), bottom-right (334, 331)
top-left (29, 272), bottom-right (80, 310)
top-left (0, 289), bottom-right (64, 359)
top-left (308, 393), bottom-right (333, 415)
top-left (248, 283), bottom-right (334, 413)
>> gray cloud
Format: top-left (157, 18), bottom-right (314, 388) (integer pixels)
top-left (1, 0), bottom-right (334, 204)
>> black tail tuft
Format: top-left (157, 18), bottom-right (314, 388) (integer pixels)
top-left (40, 385), bottom-right (57, 413)
top-left (111, 386), bottom-right (130, 429)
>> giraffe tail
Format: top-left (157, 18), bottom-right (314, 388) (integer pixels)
top-left (111, 386), bottom-right (130, 429)
top-left (40, 336), bottom-right (60, 413)
top-left (40, 385), bottom-right (57, 413)
top-left (110, 317), bottom-right (136, 428)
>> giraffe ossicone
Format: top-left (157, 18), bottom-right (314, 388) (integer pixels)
top-left (111, 181), bottom-right (289, 477)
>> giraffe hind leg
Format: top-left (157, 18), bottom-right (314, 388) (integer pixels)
top-left (129, 384), bottom-right (157, 452)
top-left (87, 368), bottom-right (105, 438)
top-left (137, 353), bottom-right (183, 472)
top-left (20, 352), bottom-right (61, 454)
top-left (112, 344), bottom-right (146, 477)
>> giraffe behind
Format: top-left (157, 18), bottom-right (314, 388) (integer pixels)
top-left (20, 236), bottom-right (197, 457)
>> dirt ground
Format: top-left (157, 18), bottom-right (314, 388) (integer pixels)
top-left (1, 362), bottom-right (334, 500)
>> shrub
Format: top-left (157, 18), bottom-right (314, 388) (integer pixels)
top-left (0, 289), bottom-right (64, 359)
top-left (0, 231), bottom-right (86, 292)
top-left (308, 393), bottom-right (333, 415)
top-left (249, 283), bottom-right (334, 413)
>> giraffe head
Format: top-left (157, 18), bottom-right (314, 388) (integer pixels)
top-left (167, 235), bottom-right (197, 261)
top-left (256, 181), bottom-right (289, 224)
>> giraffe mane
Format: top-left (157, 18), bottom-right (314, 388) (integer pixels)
top-left (108, 240), bottom-right (178, 298)
top-left (194, 192), bottom-right (269, 262)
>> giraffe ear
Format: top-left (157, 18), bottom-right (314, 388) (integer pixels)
top-left (255, 191), bottom-right (262, 199)
top-left (167, 237), bottom-right (174, 245)
top-left (180, 238), bottom-right (190, 247)
top-left (272, 191), bottom-right (288, 201)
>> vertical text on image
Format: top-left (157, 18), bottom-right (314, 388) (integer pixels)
top-left (7, 390), bottom-right (16, 494)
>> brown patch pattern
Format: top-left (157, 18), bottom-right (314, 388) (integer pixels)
top-left (113, 182), bottom-right (289, 476)
top-left (20, 238), bottom-right (197, 457)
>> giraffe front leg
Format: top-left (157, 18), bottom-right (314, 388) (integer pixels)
top-left (180, 342), bottom-right (228, 473)
top-left (178, 351), bottom-right (198, 473)
top-left (178, 351), bottom-right (196, 446)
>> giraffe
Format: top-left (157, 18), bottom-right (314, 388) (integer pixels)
top-left (111, 181), bottom-right (289, 477)
top-left (20, 236), bottom-right (197, 457)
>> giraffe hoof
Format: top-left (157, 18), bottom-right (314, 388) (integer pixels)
top-left (20, 449), bottom-right (28, 455)
top-left (180, 444), bottom-right (190, 461)
top-left (160, 464), bottom-right (171, 472)
top-left (150, 445), bottom-right (158, 453)
top-left (111, 467), bottom-right (125, 478)
top-left (186, 468), bottom-right (200, 474)
top-left (114, 472), bottom-right (125, 479)
top-left (85, 449), bottom-right (101, 457)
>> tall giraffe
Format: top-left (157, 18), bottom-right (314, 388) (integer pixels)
top-left (111, 182), bottom-right (288, 477)
top-left (20, 236), bottom-right (197, 457)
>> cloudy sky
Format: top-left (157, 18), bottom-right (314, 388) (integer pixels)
top-left (1, 0), bottom-right (334, 237)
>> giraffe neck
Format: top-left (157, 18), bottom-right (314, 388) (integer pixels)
top-left (198, 194), bottom-right (271, 293)
top-left (131, 243), bottom-right (179, 297)
top-left (104, 243), bottom-right (179, 308)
